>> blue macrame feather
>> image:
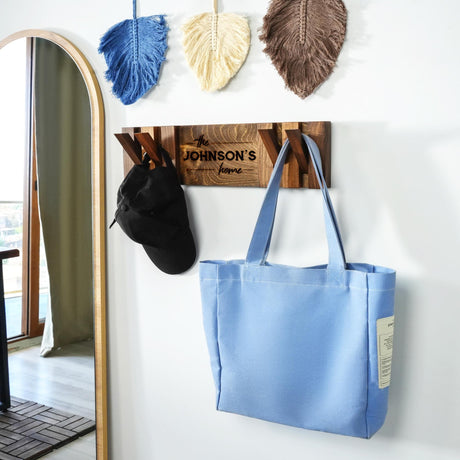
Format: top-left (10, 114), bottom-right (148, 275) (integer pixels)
top-left (98, 13), bottom-right (168, 105)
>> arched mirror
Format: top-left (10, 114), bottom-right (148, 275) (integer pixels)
top-left (0, 30), bottom-right (107, 459)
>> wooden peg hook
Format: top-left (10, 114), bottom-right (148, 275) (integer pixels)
top-left (114, 133), bottom-right (142, 165)
top-left (114, 132), bottom-right (163, 167)
top-left (285, 129), bottom-right (309, 173)
top-left (258, 128), bottom-right (310, 173)
top-left (134, 133), bottom-right (162, 166)
top-left (258, 128), bottom-right (280, 166)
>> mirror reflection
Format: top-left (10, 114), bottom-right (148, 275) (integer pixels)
top-left (0, 37), bottom-right (96, 459)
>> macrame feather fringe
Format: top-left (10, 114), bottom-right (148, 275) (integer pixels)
top-left (260, 0), bottom-right (347, 98)
top-left (182, 12), bottom-right (250, 92)
top-left (99, 15), bottom-right (168, 105)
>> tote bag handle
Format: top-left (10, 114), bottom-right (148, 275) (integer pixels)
top-left (246, 135), bottom-right (346, 270)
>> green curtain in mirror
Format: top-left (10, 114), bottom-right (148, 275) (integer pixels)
top-left (34, 38), bottom-right (93, 356)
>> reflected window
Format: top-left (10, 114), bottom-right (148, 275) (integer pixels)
top-left (0, 38), bottom-right (50, 340)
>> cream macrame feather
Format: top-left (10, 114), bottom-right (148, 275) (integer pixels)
top-left (182, 0), bottom-right (250, 91)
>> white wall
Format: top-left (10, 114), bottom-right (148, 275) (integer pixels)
top-left (1, 1), bottom-right (460, 459)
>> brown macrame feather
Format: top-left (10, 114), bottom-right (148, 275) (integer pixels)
top-left (260, 0), bottom-right (347, 98)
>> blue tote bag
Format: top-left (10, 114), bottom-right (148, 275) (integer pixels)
top-left (200, 135), bottom-right (396, 438)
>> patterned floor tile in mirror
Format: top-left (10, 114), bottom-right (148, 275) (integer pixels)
top-left (0, 397), bottom-right (95, 460)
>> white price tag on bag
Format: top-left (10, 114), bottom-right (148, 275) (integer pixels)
top-left (377, 316), bottom-right (394, 389)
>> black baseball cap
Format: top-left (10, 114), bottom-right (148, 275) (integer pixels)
top-left (112, 147), bottom-right (196, 274)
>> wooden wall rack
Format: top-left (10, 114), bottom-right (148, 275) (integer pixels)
top-left (115, 121), bottom-right (331, 189)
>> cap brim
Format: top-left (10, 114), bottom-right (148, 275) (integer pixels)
top-left (142, 227), bottom-right (196, 275)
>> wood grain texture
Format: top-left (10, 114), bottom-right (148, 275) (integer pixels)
top-left (0, 29), bottom-right (108, 460)
top-left (28, 132), bottom-right (44, 338)
top-left (0, 397), bottom-right (95, 460)
top-left (285, 129), bottom-right (308, 173)
top-left (142, 127), bottom-right (162, 169)
top-left (179, 123), bottom-right (259, 187)
top-left (121, 128), bottom-right (141, 176)
top-left (121, 122), bottom-right (331, 189)
top-left (281, 122), bottom-right (301, 188)
top-left (8, 341), bottom-right (96, 459)
top-left (159, 126), bottom-right (180, 179)
top-left (134, 133), bottom-right (161, 166)
top-left (20, 37), bottom-right (34, 339)
top-left (302, 121), bottom-right (331, 188)
top-left (8, 341), bottom-right (95, 420)
top-left (257, 128), bottom-right (280, 165)
top-left (114, 134), bottom-right (141, 165)
top-left (7, 341), bottom-right (95, 458)
top-left (256, 123), bottom-right (276, 187)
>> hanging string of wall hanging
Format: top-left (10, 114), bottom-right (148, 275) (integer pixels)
top-left (98, 0), bottom-right (168, 105)
top-left (182, 0), bottom-right (250, 91)
top-left (259, 0), bottom-right (347, 99)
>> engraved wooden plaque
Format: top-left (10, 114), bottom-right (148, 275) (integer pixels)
top-left (120, 121), bottom-right (331, 189)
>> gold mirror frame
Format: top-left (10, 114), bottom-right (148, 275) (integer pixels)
top-left (0, 30), bottom-right (108, 459)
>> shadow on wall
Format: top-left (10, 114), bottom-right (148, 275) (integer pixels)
top-left (334, 122), bottom-right (460, 452)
